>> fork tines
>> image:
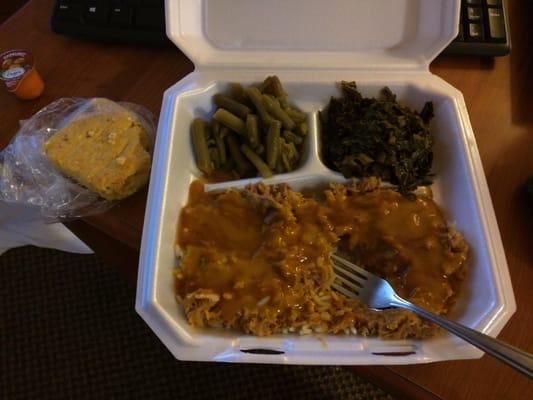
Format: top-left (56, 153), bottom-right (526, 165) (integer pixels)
top-left (330, 254), bottom-right (370, 299)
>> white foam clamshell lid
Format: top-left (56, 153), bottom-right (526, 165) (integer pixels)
top-left (136, 0), bottom-right (515, 364)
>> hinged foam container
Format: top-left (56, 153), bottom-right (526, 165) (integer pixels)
top-left (136, 0), bottom-right (516, 364)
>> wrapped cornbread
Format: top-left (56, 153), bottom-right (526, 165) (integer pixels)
top-left (0, 98), bottom-right (155, 220)
top-left (44, 100), bottom-right (151, 200)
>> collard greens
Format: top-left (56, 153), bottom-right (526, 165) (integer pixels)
top-left (320, 82), bottom-right (434, 193)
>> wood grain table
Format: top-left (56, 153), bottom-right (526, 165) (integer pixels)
top-left (1, 1), bottom-right (531, 399)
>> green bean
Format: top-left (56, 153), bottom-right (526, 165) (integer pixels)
top-left (279, 138), bottom-right (298, 171)
top-left (285, 108), bottom-right (307, 123)
top-left (264, 94), bottom-right (280, 107)
top-left (213, 94), bottom-right (251, 119)
top-left (209, 147), bottom-right (220, 169)
top-left (191, 118), bottom-right (212, 174)
top-left (259, 78), bottom-right (271, 93)
top-left (205, 120), bottom-right (217, 148)
top-left (209, 119), bottom-right (219, 136)
top-left (262, 95), bottom-right (295, 130)
top-left (245, 86), bottom-right (273, 125)
top-left (282, 130), bottom-right (303, 145)
top-left (213, 125), bottom-right (227, 165)
top-left (281, 151), bottom-right (292, 172)
top-left (227, 82), bottom-right (246, 98)
top-left (278, 138), bottom-right (291, 170)
top-left (280, 138), bottom-right (288, 157)
top-left (256, 144), bottom-right (265, 155)
top-left (266, 120), bottom-right (281, 169)
top-left (268, 75), bottom-right (289, 109)
top-left (213, 108), bottom-right (246, 136)
top-left (245, 114), bottom-right (260, 148)
top-left (219, 125), bottom-right (230, 138)
top-left (241, 144), bottom-right (273, 178)
top-left (275, 157), bottom-right (285, 174)
top-left (287, 142), bottom-right (299, 163)
top-left (226, 83), bottom-right (248, 108)
top-left (226, 133), bottom-right (252, 176)
top-left (295, 121), bottom-right (308, 136)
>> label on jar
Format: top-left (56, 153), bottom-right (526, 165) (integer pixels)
top-left (0, 50), bottom-right (34, 91)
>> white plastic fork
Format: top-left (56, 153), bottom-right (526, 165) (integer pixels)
top-left (330, 254), bottom-right (533, 378)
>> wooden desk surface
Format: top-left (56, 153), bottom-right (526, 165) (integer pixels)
top-left (1, 1), bottom-right (531, 399)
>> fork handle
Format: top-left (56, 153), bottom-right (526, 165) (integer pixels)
top-left (390, 295), bottom-right (533, 378)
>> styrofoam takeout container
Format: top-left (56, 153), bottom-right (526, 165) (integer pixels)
top-left (136, 0), bottom-right (516, 364)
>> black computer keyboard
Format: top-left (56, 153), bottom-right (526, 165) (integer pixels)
top-left (50, 0), bottom-right (510, 56)
top-left (51, 0), bottom-right (170, 46)
top-left (444, 0), bottom-right (510, 56)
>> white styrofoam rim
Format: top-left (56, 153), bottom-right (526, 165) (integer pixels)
top-left (432, 77), bottom-right (516, 336)
top-left (164, 0), bottom-right (460, 71)
top-left (135, 72), bottom-right (515, 365)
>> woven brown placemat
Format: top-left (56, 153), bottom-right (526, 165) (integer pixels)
top-left (0, 246), bottom-right (395, 400)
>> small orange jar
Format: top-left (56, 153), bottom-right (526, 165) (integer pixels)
top-left (0, 49), bottom-right (44, 100)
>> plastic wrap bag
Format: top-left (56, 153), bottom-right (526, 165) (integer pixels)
top-left (0, 98), bottom-right (156, 222)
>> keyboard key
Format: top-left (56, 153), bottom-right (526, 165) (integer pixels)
top-left (135, 7), bottom-right (164, 29)
top-left (467, 23), bottom-right (484, 41)
top-left (110, 5), bottom-right (133, 26)
top-left (467, 7), bottom-right (482, 21)
top-left (57, 1), bottom-right (83, 21)
top-left (486, 0), bottom-right (502, 6)
top-left (488, 8), bottom-right (506, 40)
top-left (85, 3), bottom-right (109, 25)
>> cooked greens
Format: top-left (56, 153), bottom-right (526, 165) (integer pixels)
top-left (320, 81), bottom-right (434, 193)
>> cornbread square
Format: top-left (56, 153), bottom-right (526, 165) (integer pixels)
top-left (44, 106), bottom-right (151, 200)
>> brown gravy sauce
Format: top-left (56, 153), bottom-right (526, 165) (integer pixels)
top-left (176, 181), bottom-right (466, 318)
